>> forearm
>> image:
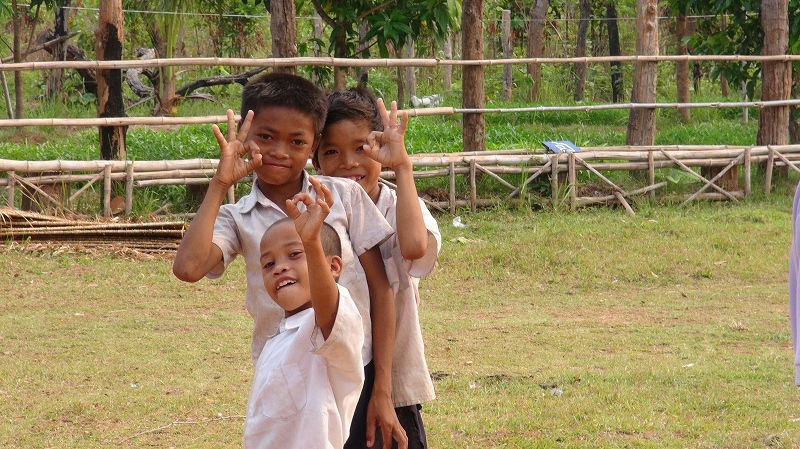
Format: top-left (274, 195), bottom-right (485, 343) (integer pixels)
top-left (172, 180), bottom-right (228, 281)
top-left (305, 240), bottom-right (339, 338)
top-left (361, 248), bottom-right (396, 398)
top-left (393, 162), bottom-right (428, 260)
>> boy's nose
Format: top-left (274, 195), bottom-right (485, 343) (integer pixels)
top-left (341, 153), bottom-right (358, 169)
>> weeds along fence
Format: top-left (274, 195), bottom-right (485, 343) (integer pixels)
top-left (3, 144), bottom-right (800, 217)
top-left (1, 54), bottom-right (799, 217)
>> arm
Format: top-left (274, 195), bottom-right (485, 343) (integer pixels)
top-left (364, 99), bottom-right (428, 260)
top-left (173, 110), bottom-right (262, 282)
top-left (360, 246), bottom-right (408, 449)
top-left (286, 177), bottom-right (341, 339)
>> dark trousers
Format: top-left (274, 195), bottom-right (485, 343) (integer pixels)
top-left (344, 361), bottom-right (429, 449)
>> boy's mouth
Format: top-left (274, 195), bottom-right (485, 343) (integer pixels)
top-left (344, 175), bottom-right (365, 182)
top-left (276, 278), bottom-right (297, 290)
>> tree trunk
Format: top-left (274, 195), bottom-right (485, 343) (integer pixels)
top-left (12, 0), bottom-right (23, 120)
top-left (527, 0), bottom-right (548, 101)
top-left (574, 0), bottom-right (590, 101)
top-left (675, 13), bottom-right (690, 123)
top-left (501, 9), bottom-right (512, 100)
top-left (720, 15), bottom-right (729, 97)
top-left (757, 0), bottom-right (790, 147)
top-left (625, 0), bottom-right (658, 147)
top-left (443, 32), bottom-right (453, 93)
top-left (333, 29), bottom-right (347, 90)
top-left (96, 0), bottom-right (126, 161)
top-left (758, 0), bottom-right (790, 186)
top-left (270, 0), bottom-right (298, 75)
top-left (46, 0), bottom-right (70, 100)
top-left (606, 3), bottom-right (622, 103)
top-left (405, 36), bottom-right (416, 104)
top-left (462, 0), bottom-right (485, 152)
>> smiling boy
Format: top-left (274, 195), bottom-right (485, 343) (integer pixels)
top-left (172, 73), bottom-right (407, 448)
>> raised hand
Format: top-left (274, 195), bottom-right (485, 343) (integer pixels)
top-left (363, 99), bottom-right (411, 171)
top-left (285, 176), bottom-right (334, 243)
top-left (211, 109), bottom-right (263, 188)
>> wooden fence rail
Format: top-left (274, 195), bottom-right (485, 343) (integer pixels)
top-left (3, 144), bottom-right (800, 217)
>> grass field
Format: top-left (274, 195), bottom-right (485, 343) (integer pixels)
top-left (2, 196), bottom-right (799, 448)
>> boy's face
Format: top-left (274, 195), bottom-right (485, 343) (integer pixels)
top-left (246, 106), bottom-right (319, 191)
top-left (316, 119), bottom-right (382, 203)
top-left (260, 220), bottom-right (312, 315)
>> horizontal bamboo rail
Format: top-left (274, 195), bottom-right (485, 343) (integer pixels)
top-left (2, 144), bottom-right (800, 217)
top-left (1, 99), bottom-right (797, 128)
top-left (2, 54), bottom-right (800, 72)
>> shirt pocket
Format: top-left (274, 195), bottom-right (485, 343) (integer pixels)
top-left (253, 363), bottom-right (308, 421)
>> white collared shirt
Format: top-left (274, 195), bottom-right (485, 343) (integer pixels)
top-left (244, 284), bottom-right (364, 449)
top-left (374, 184), bottom-right (441, 407)
top-left (209, 172), bottom-right (394, 363)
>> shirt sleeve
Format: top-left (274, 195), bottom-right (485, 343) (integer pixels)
top-left (343, 181), bottom-right (395, 256)
top-left (208, 204), bottom-right (242, 279)
top-left (313, 286), bottom-right (365, 373)
top-left (405, 198), bottom-right (442, 279)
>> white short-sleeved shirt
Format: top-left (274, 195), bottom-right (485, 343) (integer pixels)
top-left (209, 172), bottom-right (394, 363)
top-left (244, 284), bottom-right (365, 449)
top-left (375, 185), bottom-right (441, 407)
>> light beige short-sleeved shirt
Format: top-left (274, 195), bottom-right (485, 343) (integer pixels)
top-left (209, 172), bottom-right (394, 363)
top-left (375, 184), bottom-right (441, 407)
top-left (244, 284), bottom-right (364, 449)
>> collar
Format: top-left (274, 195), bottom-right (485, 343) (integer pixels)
top-left (281, 307), bottom-right (314, 332)
top-left (240, 171), bottom-right (313, 214)
top-left (374, 183), bottom-right (395, 214)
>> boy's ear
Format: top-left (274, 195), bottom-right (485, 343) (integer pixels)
top-left (328, 255), bottom-right (343, 279)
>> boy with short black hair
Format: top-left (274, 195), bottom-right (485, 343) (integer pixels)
top-left (172, 72), bottom-right (407, 449)
top-left (244, 178), bottom-right (364, 448)
top-left (315, 88), bottom-right (441, 449)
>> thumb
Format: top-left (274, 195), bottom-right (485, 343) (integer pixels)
top-left (365, 420), bottom-right (376, 448)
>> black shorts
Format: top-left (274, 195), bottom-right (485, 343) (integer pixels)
top-left (344, 361), bottom-right (429, 449)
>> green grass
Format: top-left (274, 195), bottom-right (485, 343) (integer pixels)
top-left (1, 198), bottom-right (798, 448)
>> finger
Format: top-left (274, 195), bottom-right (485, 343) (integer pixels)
top-left (245, 141), bottom-right (263, 166)
top-left (237, 110), bottom-right (254, 143)
top-left (389, 100), bottom-right (398, 127)
top-left (293, 192), bottom-right (315, 207)
top-left (284, 198), bottom-right (300, 219)
top-left (225, 109), bottom-right (237, 143)
top-left (319, 183), bottom-right (334, 208)
top-left (365, 421), bottom-right (376, 448)
top-left (398, 109), bottom-right (409, 134)
top-left (380, 423), bottom-right (393, 449)
top-left (212, 124), bottom-right (227, 150)
top-left (376, 98), bottom-right (391, 127)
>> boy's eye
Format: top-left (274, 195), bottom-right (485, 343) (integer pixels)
top-left (323, 149), bottom-right (338, 156)
top-left (263, 261), bottom-right (275, 269)
top-left (292, 139), bottom-right (307, 146)
top-left (257, 133), bottom-right (272, 140)
top-left (289, 250), bottom-right (303, 258)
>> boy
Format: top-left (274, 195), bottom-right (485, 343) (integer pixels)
top-left (315, 88), bottom-right (441, 449)
top-left (172, 73), bottom-right (406, 449)
top-left (245, 179), bottom-right (364, 448)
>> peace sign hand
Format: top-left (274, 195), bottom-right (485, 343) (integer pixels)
top-left (211, 109), bottom-right (263, 188)
top-left (363, 99), bottom-right (411, 171)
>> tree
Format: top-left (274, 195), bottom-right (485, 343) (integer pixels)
top-left (626, 0), bottom-right (658, 147)
top-left (757, 0), bottom-right (790, 150)
top-left (573, 0), bottom-right (590, 101)
top-left (125, 0), bottom-right (191, 116)
top-left (269, 0), bottom-right (298, 75)
top-left (527, 0), bottom-right (549, 101)
top-left (606, 1), bottom-right (623, 103)
top-left (308, 0), bottom-right (459, 89)
top-left (462, 0), bottom-right (485, 152)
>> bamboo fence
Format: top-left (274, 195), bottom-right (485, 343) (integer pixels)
top-left (3, 144), bottom-right (800, 218)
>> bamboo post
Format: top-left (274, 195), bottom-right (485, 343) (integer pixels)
top-left (103, 164), bottom-right (112, 217)
top-left (765, 145), bottom-right (774, 194)
top-left (125, 161), bottom-right (133, 215)
top-left (614, 191), bottom-right (636, 215)
top-left (227, 185), bottom-right (235, 204)
top-left (568, 152), bottom-right (577, 211)
top-left (449, 162), bottom-right (456, 214)
top-left (744, 147), bottom-right (751, 196)
top-left (67, 172), bottom-right (104, 204)
top-left (6, 170), bottom-right (14, 208)
top-left (648, 150), bottom-right (655, 200)
top-left (469, 159), bottom-right (477, 212)
top-left (550, 154), bottom-right (560, 207)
